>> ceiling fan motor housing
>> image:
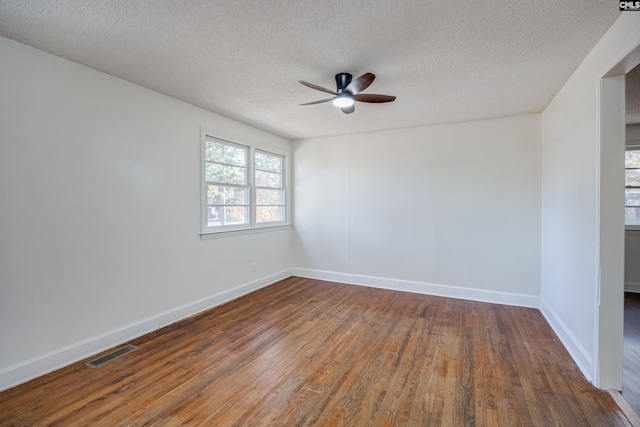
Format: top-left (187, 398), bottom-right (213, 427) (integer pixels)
top-left (335, 73), bottom-right (352, 93)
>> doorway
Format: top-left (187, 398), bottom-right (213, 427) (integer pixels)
top-left (623, 63), bottom-right (640, 416)
top-left (598, 35), bottom-right (640, 418)
top-left (598, 73), bottom-right (625, 391)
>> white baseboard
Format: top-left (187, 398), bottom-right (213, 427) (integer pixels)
top-left (0, 269), bottom-right (292, 392)
top-left (539, 297), bottom-right (593, 383)
top-left (292, 268), bottom-right (539, 308)
top-left (625, 282), bottom-right (640, 293)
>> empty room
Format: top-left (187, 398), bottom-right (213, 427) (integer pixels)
top-left (1, 1), bottom-right (640, 426)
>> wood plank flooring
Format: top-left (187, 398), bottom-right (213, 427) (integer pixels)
top-left (0, 277), bottom-right (632, 426)
top-left (623, 292), bottom-right (640, 417)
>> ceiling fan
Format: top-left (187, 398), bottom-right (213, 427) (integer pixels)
top-left (299, 72), bottom-right (396, 114)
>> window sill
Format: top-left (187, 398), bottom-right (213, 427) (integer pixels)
top-left (200, 224), bottom-right (291, 240)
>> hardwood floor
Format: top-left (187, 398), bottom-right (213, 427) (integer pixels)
top-left (0, 277), bottom-right (632, 426)
top-left (623, 292), bottom-right (640, 417)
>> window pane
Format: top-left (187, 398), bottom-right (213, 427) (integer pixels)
top-left (207, 185), bottom-right (248, 206)
top-left (256, 206), bottom-right (284, 223)
top-left (255, 151), bottom-right (282, 173)
top-left (205, 140), bottom-right (246, 166)
top-left (255, 170), bottom-right (282, 188)
top-left (626, 207), bottom-right (640, 226)
top-left (207, 206), bottom-right (247, 227)
top-left (256, 189), bottom-right (284, 205)
top-left (626, 188), bottom-right (640, 207)
top-left (626, 150), bottom-right (640, 168)
top-left (207, 206), bottom-right (220, 226)
top-left (224, 206), bottom-right (248, 225)
top-left (626, 169), bottom-right (640, 188)
top-left (205, 162), bottom-right (247, 185)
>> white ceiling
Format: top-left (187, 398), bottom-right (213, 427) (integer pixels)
top-left (0, 1), bottom-right (625, 139)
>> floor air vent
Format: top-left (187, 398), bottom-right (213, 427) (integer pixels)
top-left (85, 344), bottom-right (138, 368)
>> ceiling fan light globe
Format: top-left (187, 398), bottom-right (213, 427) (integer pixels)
top-left (333, 95), bottom-right (354, 108)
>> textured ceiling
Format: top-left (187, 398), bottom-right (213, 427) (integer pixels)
top-left (0, 1), bottom-right (623, 139)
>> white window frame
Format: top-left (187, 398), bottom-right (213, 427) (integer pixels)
top-left (201, 131), bottom-right (289, 236)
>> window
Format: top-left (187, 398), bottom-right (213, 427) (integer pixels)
top-left (204, 137), bottom-right (249, 228)
top-left (625, 147), bottom-right (640, 227)
top-left (255, 150), bottom-right (285, 224)
top-left (202, 134), bottom-right (287, 234)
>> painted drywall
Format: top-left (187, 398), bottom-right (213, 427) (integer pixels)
top-left (598, 75), bottom-right (626, 390)
top-left (540, 13), bottom-right (640, 386)
top-left (625, 124), bottom-right (640, 293)
top-left (292, 115), bottom-right (541, 305)
top-left (0, 36), bottom-right (292, 391)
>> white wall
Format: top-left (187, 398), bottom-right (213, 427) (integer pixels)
top-left (293, 115), bottom-right (541, 306)
top-left (0, 36), bottom-right (292, 391)
top-left (540, 13), bottom-right (640, 386)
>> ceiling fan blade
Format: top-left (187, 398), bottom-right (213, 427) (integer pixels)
top-left (341, 105), bottom-right (355, 114)
top-left (353, 93), bottom-right (396, 103)
top-left (300, 98), bottom-right (335, 105)
top-left (299, 80), bottom-right (337, 95)
top-left (344, 73), bottom-right (375, 95)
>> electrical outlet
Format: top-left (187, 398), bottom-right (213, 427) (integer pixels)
top-left (251, 263), bottom-right (256, 273)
